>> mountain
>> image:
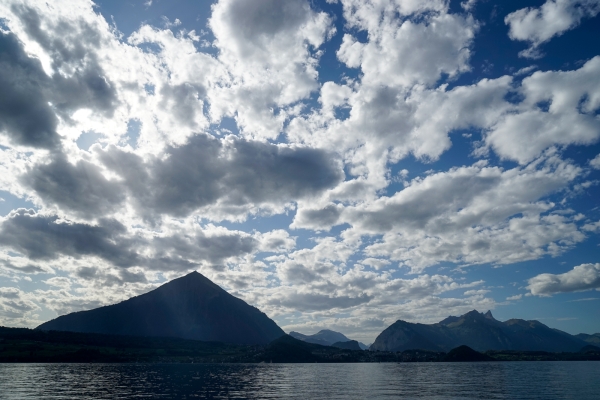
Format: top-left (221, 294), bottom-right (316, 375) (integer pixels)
top-left (575, 333), bottom-right (600, 345)
top-left (289, 329), bottom-right (369, 349)
top-left (443, 345), bottom-right (494, 362)
top-left (289, 331), bottom-right (329, 346)
top-left (371, 310), bottom-right (588, 353)
top-left (332, 340), bottom-right (362, 351)
top-left (37, 271), bottom-right (285, 345)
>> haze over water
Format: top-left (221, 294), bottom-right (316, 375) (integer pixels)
top-left (1, 362), bottom-right (598, 399)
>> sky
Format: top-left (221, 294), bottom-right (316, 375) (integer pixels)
top-left (0, 0), bottom-right (599, 343)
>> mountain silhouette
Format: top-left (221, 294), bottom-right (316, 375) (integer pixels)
top-left (37, 271), bottom-right (285, 345)
top-left (332, 340), bottom-right (363, 351)
top-left (443, 345), bottom-right (495, 362)
top-left (289, 329), bottom-right (369, 349)
top-left (576, 333), bottom-right (600, 345)
top-left (370, 310), bottom-right (587, 352)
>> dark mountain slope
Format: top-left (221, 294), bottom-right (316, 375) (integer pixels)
top-left (371, 310), bottom-right (587, 352)
top-left (332, 340), bottom-right (363, 351)
top-left (576, 333), bottom-right (600, 345)
top-left (37, 271), bottom-right (284, 345)
top-left (443, 345), bottom-right (495, 362)
top-left (289, 329), bottom-right (369, 349)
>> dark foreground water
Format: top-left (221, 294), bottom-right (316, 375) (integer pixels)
top-left (0, 362), bottom-right (599, 399)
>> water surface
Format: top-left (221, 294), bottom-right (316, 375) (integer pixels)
top-left (0, 362), bottom-right (598, 399)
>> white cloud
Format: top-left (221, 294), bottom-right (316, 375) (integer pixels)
top-left (590, 154), bottom-right (600, 169)
top-left (528, 263), bottom-right (600, 296)
top-left (461, 0), bottom-right (479, 11)
top-left (208, 0), bottom-right (334, 139)
top-left (505, 0), bottom-right (600, 58)
top-left (485, 57), bottom-right (600, 164)
top-left (339, 154), bottom-right (586, 271)
top-left (338, 2), bottom-right (477, 89)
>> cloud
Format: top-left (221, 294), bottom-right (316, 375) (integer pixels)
top-left (0, 0), bottom-right (598, 338)
top-left (505, 0), bottom-right (600, 58)
top-left (291, 203), bottom-right (343, 231)
top-left (330, 154), bottom-right (586, 271)
top-left (0, 287), bottom-right (39, 326)
top-left (22, 154), bottom-right (126, 218)
top-left (528, 263), bottom-right (600, 296)
top-left (11, 4), bottom-right (119, 117)
top-left (98, 134), bottom-right (343, 221)
top-left (0, 210), bottom-right (261, 271)
top-left (591, 154), bottom-right (600, 169)
top-left (485, 57), bottom-right (600, 164)
top-left (0, 32), bottom-right (59, 149)
top-left (0, 209), bottom-right (138, 266)
top-left (208, 0), bottom-right (334, 139)
top-left (1, 259), bottom-right (46, 274)
top-left (337, 11), bottom-right (477, 88)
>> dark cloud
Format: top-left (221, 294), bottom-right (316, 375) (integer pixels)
top-left (1, 260), bottom-right (46, 274)
top-left (0, 288), bottom-right (21, 299)
top-left (75, 266), bottom-right (149, 287)
top-left (99, 134), bottom-right (343, 219)
top-left (50, 61), bottom-right (118, 118)
top-left (0, 210), bottom-right (259, 271)
top-left (22, 155), bottom-right (126, 218)
top-left (75, 266), bottom-right (98, 280)
top-left (0, 32), bottom-right (59, 148)
top-left (271, 292), bottom-right (373, 312)
top-left (12, 4), bottom-right (119, 118)
top-left (213, 0), bottom-right (311, 58)
top-left (153, 231), bottom-right (258, 265)
top-left (292, 203), bottom-right (342, 230)
top-left (347, 171), bottom-right (503, 233)
top-left (12, 4), bottom-right (102, 66)
top-left (0, 6), bottom-right (119, 149)
top-left (0, 210), bottom-right (138, 267)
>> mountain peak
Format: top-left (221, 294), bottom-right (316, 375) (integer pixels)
top-left (463, 309), bottom-right (484, 318)
top-left (37, 271), bottom-right (285, 345)
top-left (371, 310), bottom-right (588, 352)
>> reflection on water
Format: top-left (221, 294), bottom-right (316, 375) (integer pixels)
top-left (0, 362), bottom-right (598, 399)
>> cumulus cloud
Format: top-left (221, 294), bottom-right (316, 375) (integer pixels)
top-left (0, 287), bottom-right (39, 326)
top-left (528, 263), bottom-right (600, 295)
top-left (291, 203), bottom-right (343, 231)
top-left (0, 209), bottom-right (139, 266)
top-left (323, 155), bottom-right (587, 271)
top-left (0, 32), bottom-right (59, 149)
top-left (337, 12), bottom-right (477, 88)
top-left (485, 57), bottom-right (600, 163)
top-left (22, 154), bottom-right (126, 218)
top-left (0, 210), bottom-right (267, 272)
top-left (98, 134), bottom-right (343, 221)
top-left (505, 0), bottom-right (600, 58)
top-left (209, 0), bottom-right (334, 139)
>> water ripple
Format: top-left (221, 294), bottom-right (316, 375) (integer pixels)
top-left (0, 362), bottom-right (598, 399)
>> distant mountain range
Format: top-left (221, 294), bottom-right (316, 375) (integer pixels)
top-left (576, 333), bottom-right (600, 345)
top-left (332, 340), bottom-right (363, 351)
top-left (289, 329), bottom-right (369, 350)
top-left (36, 272), bottom-right (597, 354)
top-left (37, 271), bottom-right (284, 345)
top-left (370, 310), bottom-right (589, 353)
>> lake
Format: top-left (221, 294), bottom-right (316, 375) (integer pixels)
top-left (0, 362), bottom-right (598, 399)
